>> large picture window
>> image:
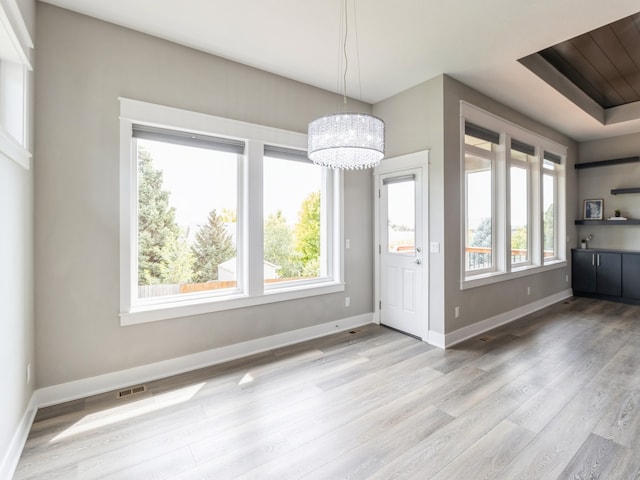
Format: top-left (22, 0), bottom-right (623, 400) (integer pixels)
top-left (460, 102), bottom-right (566, 288)
top-left (120, 99), bottom-right (343, 324)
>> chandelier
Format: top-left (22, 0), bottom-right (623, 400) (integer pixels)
top-left (307, 1), bottom-right (385, 170)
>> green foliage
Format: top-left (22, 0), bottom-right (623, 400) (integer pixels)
top-left (264, 211), bottom-right (303, 278)
top-left (137, 148), bottom-right (193, 285)
top-left (511, 226), bottom-right (528, 250)
top-left (294, 190), bottom-right (321, 272)
top-left (470, 217), bottom-right (492, 248)
top-left (191, 209), bottom-right (236, 282)
top-left (544, 203), bottom-right (555, 250)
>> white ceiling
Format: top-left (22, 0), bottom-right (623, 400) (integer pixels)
top-left (40, 0), bottom-right (640, 142)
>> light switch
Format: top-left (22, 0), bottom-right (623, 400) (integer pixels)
top-left (430, 242), bottom-right (440, 253)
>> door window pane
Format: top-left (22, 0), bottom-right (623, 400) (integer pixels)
top-left (263, 155), bottom-right (324, 284)
top-left (136, 139), bottom-right (238, 300)
top-left (386, 180), bottom-right (415, 253)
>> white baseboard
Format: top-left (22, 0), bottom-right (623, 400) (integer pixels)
top-left (1, 393), bottom-right (38, 480)
top-left (36, 313), bottom-right (374, 408)
top-left (428, 289), bottom-right (573, 349)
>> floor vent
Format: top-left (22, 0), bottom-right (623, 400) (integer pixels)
top-left (478, 336), bottom-right (492, 342)
top-left (117, 385), bottom-right (146, 398)
top-left (349, 330), bottom-right (357, 334)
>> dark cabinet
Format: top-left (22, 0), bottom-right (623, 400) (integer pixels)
top-left (572, 250), bottom-right (621, 297)
top-left (622, 254), bottom-right (640, 300)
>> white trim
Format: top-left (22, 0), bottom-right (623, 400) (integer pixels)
top-left (373, 150), bottom-right (430, 339)
top-left (121, 282), bottom-right (345, 325)
top-left (428, 289), bottom-right (572, 349)
top-left (0, 392), bottom-right (37, 480)
top-left (0, 125), bottom-right (30, 170)
top-left (119, 98), bottom-right (344, 325)
top-left (461, 260), bottom-right (566, 290)
top-left (37, 313), bottom-right (374, 407)
top-left (0, 0), bottom-right (33, 68)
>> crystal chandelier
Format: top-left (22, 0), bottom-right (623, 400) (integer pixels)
top-left (308, 1), bottom-right (385, 170)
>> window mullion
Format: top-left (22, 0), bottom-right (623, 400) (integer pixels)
top-left (245, 140), bottom-right (264, 297)
top-left (495, 138), bottom-right (507, 274)
top-left (531, 148), bottom-right (543, 265)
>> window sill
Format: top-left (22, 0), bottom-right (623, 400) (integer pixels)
top-left (120, 281), bottom-right (345, 326)
top-left (461, 260), bottom-right (566, 290)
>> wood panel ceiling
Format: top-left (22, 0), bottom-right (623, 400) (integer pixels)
top-left (538, 12), bottom-right (640, 108)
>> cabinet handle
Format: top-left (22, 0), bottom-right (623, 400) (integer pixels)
top-left (592, 254), bottom-right (595, 266)
top-left (597, 254), bottom-right (600, 267)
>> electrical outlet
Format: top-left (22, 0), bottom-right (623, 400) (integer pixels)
top-left (26, 363), bottom-right (31, 385)
top-left (345, 238), bottom-right (351, 249)
top-left (527, 286), bottom-right (531, 296)
top-left (345, 296), bottom-right (351, 307)
top-left (454, 306), bottom-right (460, 319)
top-left (565, 274), bottom-right (569, 283)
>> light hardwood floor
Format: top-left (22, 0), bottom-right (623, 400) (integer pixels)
top-left (14, 297), bottom-right (640, 479)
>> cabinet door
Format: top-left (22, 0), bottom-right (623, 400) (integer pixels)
top-left (572, 250), bottom-right (596, 293)
top-left (596, 252), bottom-right (621, 297)
top-left (622, 254), bottom-right (640, 300)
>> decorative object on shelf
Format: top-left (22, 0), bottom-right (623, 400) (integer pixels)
top-left (607, 209), bottom-right (627, 220)
top-left (580, 234), bottom-right (593, 249)
top-left (307, 0), bottom-right (385, 170)
top-left (584, 198), bottom-right (603, 220)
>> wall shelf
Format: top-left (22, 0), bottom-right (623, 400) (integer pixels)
top-left (575, 219), bottom-right (640, 225)
top-left (575, 156), bottom-right (640, 169)
top-left (611, 187), bottom-right (640, 195)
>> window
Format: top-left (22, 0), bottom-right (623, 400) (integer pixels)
top-left (263, 146), bottom-right (331, 287)
top-left (0, 3), bottom-right (33, 170)
top-left (460, 102), bottom-right (566, 288)
top-left (464, 124), bottom-right (497, 274)
top-left (543, 151), bottom-right (562, 262)
top-left (120, 99), bottom-right (343, 324)
top-left (510, 139), bottom-right (534, 266)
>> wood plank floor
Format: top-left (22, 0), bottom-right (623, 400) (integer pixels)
top-left (14, 297), bottom-right (640, 479)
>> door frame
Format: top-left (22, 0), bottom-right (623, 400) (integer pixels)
top-left (373, 150), bottom-right (430, 340)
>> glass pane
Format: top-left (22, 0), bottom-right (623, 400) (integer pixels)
top-left (510, 166), bottom-right (528, 264)
top-left (136, 139), bottom-right (239, 300)
top-left (465, 154), bottom-right (492, 272)
top-left (263, 155), bottom-right (324, 285)
top-left (386, 180), bottom-right (415, 253)
top-left (543, 173), bottom-right (555, 260)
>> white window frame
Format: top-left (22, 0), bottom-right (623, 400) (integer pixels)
top-left (463, 144), bottom-right (497, 276)
top-left (460, 102), bottom-right (567, 290)
top-left (119, 98), bottom-right (344, 325)
top-left (508, 142), bottom-right (533, 269)
top-left (0, 1), bottom-right (33, 169)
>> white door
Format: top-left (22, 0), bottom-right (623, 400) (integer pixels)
top-left (379, 169), bottom-right (424, 337)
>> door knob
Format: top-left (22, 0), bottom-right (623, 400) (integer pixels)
top-left (414, 258), bottom-right (422, 265)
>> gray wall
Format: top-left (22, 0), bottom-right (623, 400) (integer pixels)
top-left (1, 0), bottom-right (35, 468)
top-left (375, 74), bottom-right (578, 336)
top-left (373, 76), bottom-right (446, 334)
top-left (576, 133), bottom-right (640, 250)
top-left (35, 4), bottom-right (373, 388)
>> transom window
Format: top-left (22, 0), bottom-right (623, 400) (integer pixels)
top-left (461, 102), bottom-right (566, 289)
top-left (119, 99), bottom-right (343, 324)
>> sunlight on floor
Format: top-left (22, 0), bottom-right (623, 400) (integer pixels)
top-left (50, 382), bottom-right (206, 443)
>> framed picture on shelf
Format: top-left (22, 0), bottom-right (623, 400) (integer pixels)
top-left (584, 198), bottom-right (603, 220)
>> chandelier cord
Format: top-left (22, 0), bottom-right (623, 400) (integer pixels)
top-left (342, 0), bottom-right (348, 105)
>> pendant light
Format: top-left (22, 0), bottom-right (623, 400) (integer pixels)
top-left (308, 0), bottom-right (385, 170)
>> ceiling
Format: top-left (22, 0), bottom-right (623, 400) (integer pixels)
top-left (39, 0), bottom-right (640, 142)
top-left (537, 12), bottom-right (640, 109)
